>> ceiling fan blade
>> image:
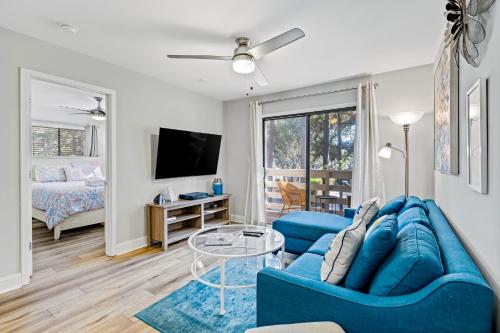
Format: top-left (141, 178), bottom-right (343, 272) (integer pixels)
top-left (247, 28), bottom-right (305, 59)
top-left (71, 112), bottom-right (92, 115)
top-left (254, 63), bottom-right (269, 87)
top-left (167, 55), bottom-right (232, 60)
top-left (58, 106), bottom-right (90, 112)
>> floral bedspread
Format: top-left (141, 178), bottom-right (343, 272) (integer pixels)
top-left (32, 181), bottom-right (105, 229)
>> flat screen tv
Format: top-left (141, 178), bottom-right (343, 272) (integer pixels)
top-left (155, 127), bottom-right (222, 179)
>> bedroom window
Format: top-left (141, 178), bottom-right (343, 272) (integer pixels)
top-left (32, 126), bottom-right (86, 157)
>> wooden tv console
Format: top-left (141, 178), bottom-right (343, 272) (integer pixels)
top-left (146, 194), bottom-right (231, 250)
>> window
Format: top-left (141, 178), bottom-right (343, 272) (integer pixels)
top-left (32, 126), bottom-right (86, 157)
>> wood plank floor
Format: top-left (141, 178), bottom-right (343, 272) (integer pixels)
top-left (0, 221), bottom-right (201, 332)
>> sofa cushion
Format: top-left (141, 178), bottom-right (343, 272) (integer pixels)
top-left (398, 196), bottom-right (429, 215)
top-left (307, 233), bottom-right (336, 256)
top-left (397, 207), bottom-right (432, 231)
top-left (343, 208), bottom-right (356, 218)
top-left (364, 214), bottom-right (387, 239)
top-left (273, 211), bottom-right (352, 242)
top-left (369, 223), bottom-right (444, 296)
top-left (285, 253), bottom-right (323, 281)
top-left (345, 214), bottom-right (398, 291)
top-left (374, 195), bottom-right (406, 221)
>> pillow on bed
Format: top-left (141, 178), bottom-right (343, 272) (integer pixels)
top-left (35, 165), bottom-right (67, 182)
top-left (65, 164), bottom-right (104, 181)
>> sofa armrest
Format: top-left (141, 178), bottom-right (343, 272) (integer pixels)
top-left (257, 268), bottom-right (492, 333)
top-left (343, 208), bottom-right (356, 218)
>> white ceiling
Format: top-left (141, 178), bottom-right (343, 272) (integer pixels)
top-left (0, 0), bottom-right (446, 101)
top-left (31, 79), bottom-right (105, 126)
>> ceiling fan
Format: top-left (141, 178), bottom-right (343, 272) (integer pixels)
top-left (167, 28), bottom-right (305, 87)
top-left (58, 96), bottom-right (106, 121)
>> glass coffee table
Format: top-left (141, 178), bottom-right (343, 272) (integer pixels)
top-left (188, 224), bottom-right (285, 315)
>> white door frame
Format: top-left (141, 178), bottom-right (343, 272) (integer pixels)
top-left (19, 68), bottom-right (118, 284)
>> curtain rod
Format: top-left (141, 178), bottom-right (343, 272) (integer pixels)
top-left (259, 83), bottom-right (378, 106)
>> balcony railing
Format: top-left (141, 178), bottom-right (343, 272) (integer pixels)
top-left (265, 168), bottom-right (352, 219)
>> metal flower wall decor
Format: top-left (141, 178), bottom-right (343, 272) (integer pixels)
top-left (445, 0), bottom-right (496, 67)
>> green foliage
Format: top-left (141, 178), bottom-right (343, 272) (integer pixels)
top-left (265, 117), bottom-right (306, 169)
top-left (309, 111), bottom-right (356, 171)
top-left (265, 110), bottom-right (356, 173)
top-left (309, 177), bottom-right (322, 184)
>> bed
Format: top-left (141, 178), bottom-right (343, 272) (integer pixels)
top-left (32, 180), bottom-right (106, 240)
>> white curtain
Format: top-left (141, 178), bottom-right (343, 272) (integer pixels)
top-left (244, 101), bottom-right (266, 225)
top-left (351, 81), bottom-right (385, 206)
top-left (89, 125), bottom-right (99, 157)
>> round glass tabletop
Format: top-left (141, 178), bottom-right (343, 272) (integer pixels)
top-left (188, 224), bottom-right (284, 258)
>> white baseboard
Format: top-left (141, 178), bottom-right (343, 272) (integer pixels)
top-left (114, 236), bottom-right (148, 255)
top-left (0, 273), bottom-right (22, 294)
top-left (231, 214), bottom-right (245, 223)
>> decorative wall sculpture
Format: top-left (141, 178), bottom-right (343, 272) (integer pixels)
top-left (444, 0), bottom-right (496, 67)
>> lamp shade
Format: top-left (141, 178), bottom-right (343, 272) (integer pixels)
top-left (378, 146), bottom-right (392, 159)
top-left (389, 111), bottom-right (424, 125)
top-left (232, 54), bottom-right (255, 74)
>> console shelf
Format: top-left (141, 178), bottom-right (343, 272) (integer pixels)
top-left (204, 218), bottom-right (228, 228)
top-left (146, 194), bottom-right (231, 250)
top-left (167, 213), bottom-right (201, 224)
top-left (167, 227), bottom-right (199, 244)
top-left (203, 207), bottom-right (228, 215)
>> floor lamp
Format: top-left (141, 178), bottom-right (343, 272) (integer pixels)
top-left (378, 111), bottom-right (424, 197)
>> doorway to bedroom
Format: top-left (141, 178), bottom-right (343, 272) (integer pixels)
top-left (31, 79), bottom-right (107, 272)
top-left (20, 70), bottom-right (117, 286)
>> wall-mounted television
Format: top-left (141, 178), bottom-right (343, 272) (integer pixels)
top-left (155, 127), bottom-right (222, 179)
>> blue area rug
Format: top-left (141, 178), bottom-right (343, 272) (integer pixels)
top-left (136, 258), bottom-right (262, 333)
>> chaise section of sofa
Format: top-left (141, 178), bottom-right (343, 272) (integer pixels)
top-left (257, 200), bottom-right (493, 333)
top-left (272, 210), bottom-right (353, 254)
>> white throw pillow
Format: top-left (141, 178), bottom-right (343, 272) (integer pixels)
top-left (65, 164), bottom-right (104, 181)
top-left (353, 197), bottom-right (380, 226)
top-left (320, 197), bottom-right (379, 284)
top-left (35, 165), bottom-right (67, 182)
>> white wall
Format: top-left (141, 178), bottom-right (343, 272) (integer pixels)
top-left (0, 27), bottom-right (223, 279)
top-left (374, 64), bottom-right (435, 200)
top-left (434, 4), bottom-right (500, 328)
top-left (224, 65), bottom-right (435, 218)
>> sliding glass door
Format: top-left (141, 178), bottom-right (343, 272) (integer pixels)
top-left (263, 107), bottom-right (356, 223)
top-left (264, 116), bottom-right (307, 223)
top-left (309, 109), bottom-right (356, 214)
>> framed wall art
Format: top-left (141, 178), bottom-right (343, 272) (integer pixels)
top-left (466, 78), bottom-right (488, 193)
top-left (434, 42), bottom-right (459, 174)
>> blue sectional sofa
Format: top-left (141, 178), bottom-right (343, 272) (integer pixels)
top-left (257, 199), bottom-right (493, 333)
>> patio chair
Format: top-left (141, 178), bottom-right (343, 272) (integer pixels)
top-left (277, 180), bottom-right (306, 216)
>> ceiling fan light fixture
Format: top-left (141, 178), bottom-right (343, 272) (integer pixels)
top-left (91, 114), bottom-right (106, 121)
top-left (232, 54), bottom-right (255, 74)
